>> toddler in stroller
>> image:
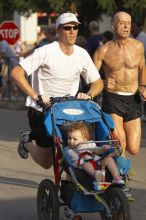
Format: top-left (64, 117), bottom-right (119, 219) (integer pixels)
top-left (67, 122), bottom-right (124, 191)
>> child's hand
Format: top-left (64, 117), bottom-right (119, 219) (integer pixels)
top-left (103, 145), bottom-right (111, 151)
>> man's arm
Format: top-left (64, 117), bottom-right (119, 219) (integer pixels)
top-left (11, 65), bottom-right (38, 100)
top-left (87, 78), bottom-right (104, 99)
top-left (138, 43), bottom-right (146, 100)
top-left (77, 77), bottom-right (103, 100)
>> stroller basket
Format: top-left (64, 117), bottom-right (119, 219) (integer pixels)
top-left (60, 180), bottom-right (104, 212)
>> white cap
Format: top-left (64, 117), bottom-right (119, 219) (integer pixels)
top-left (56, 12), bottom-right (80, 29)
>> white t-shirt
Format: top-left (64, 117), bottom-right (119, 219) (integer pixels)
top-left (0, 40), bottom-right (19, 68)
top-left (19, 41), bottom-right (100, 110)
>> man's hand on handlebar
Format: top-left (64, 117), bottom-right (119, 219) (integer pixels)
top-left (36, 93), bottom-right (92, 108)
top-left (41, 94), bottom-right (51, 105)
top-left (77, 92), bottom-right (92, 100)
top-left (36, 94), bottom-right (51, 107)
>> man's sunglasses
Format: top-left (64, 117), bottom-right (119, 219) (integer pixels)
top-left (62, 25), bottom-right (79, 31)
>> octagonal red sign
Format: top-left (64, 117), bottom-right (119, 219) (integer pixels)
top-left (0, 21), bottom-right (20, 45)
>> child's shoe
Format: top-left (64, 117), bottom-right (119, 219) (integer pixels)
top-left (112, 176), bottom-right (124, 184)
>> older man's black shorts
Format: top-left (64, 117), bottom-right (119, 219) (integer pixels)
top-left (27, 107), bottom-right (53, 148)
top-left (102, 90), bottom-right (142, 122)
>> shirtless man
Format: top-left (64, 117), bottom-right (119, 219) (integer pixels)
top-left (93, 11), bottom-right (146, 156)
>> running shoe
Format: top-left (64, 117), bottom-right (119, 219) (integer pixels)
top-left (17, 130), bottom-right (31, 159)
top-left (123, 186), bottom-right (134, 201)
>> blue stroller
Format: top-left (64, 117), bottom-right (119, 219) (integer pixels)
top-left (37, 97), bottom-right (131, 220)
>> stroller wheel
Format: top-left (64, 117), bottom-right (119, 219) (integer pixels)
top-left (100, 187), bottom-right (131, 220)
top-left (37, 179), bottom-right (59, 220)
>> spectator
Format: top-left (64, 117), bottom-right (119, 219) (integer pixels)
top-left (76, 35), bottom-right (87, 49)
top-left (131, 21), bottom-right (146, 57)
top-left (86, 20), bottom-right (103, 58)
top-left (102, 30), bottom-right (114, 43)
top-left (20, 23), bottom-right (57, 57)
top-left (11, 41), bottom-right (26, 59)
top-left (0, 39), bottom-right (19, 98)
top-left (0, 39), bottom-right (19, 68)
top-left (35, 24), bottom-right (57, 49)
top-left (99, 31), bottom-right (114, 80)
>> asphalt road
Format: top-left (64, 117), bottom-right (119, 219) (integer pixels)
top-left (0, 108), bottom-right (146, 220)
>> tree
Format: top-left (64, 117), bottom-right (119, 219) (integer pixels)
top-left (97, 0), bottom-right (146, 25)
top-left (0, 0), bottom-right (146, 26)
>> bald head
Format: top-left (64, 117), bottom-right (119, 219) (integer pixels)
top-left (112, 11), bottom-right (131, 26)
top-left (111, 11), bottom-right (131, 38)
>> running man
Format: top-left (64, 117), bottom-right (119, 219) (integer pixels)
top-left (11, 12), bottom-right (103, 170)
top-left (93, 11), bottom-right (146, 156)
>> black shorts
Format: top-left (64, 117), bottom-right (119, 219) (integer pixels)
top-left (27, 107), bottom-right (53, 148)
top-left (102, 90), bottom-right (142, 122)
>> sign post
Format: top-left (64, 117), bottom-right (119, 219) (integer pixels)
top-left (0, 21), bottom-right (20, 45)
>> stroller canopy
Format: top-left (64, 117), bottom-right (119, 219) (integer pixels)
top-left (44, 99), bottom-right (114, 139)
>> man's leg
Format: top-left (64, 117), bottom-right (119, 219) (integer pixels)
top-left (25, 142), bottom-right (53, 169)
top-left (110, 113), bottom-right (127, 156)
top-left (19, 108), bottom-right (53, 169)
top-left (18, 130), bottom-right (53, 169)
top-left (124, 118), bottom-right (141, 155)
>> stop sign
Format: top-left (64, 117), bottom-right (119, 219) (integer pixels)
top-left (0, 21), bottom-right (20, 45)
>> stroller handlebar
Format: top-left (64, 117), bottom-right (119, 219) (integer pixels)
top-left (36, 95), bottom-right (92, 110)
top-left (50, 95), bottom-right (76, 105)
top-left (36, 95), bottom-right (76, 110)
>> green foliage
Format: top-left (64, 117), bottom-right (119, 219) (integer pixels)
top-left (97, 0), bottom-right (117, 14)
top-left (98, 0), bottom-right (146, 24)
top-left (48, 0), bottom-right (69, 12)
top-left (0, 0), bottom-right (146, 25)
top-left (124, 0), bottom-right (146, 24)
top-left (0, 0), bottom-right (15, 21)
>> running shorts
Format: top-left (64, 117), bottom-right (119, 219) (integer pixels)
top-left (102, 90), bottom-right (142, 122)
top-left (27, 107), bottom-right (53, 148)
